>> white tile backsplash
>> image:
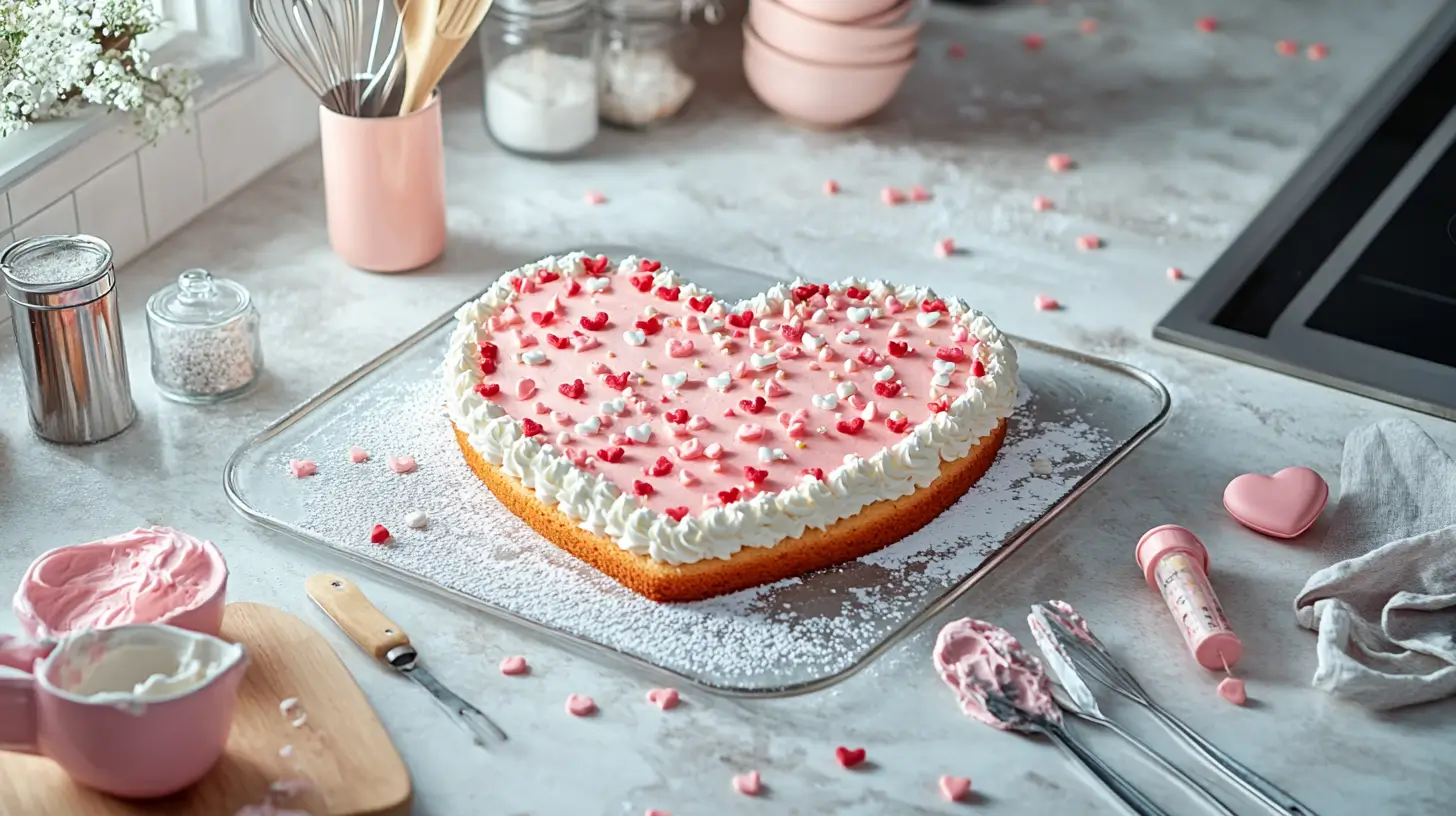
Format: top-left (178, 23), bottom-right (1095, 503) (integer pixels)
top-left (6, 123), bottom-right (141, 224)
top-left (138, 114), bottom-right (207, 244)
top-left (199, 65), bottom-right (321, 206)
top-left (12, 195), bottom-right (79, 240)
top-left (75, 156), bottom-right (149, 268)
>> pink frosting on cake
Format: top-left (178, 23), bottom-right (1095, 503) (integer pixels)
top-left (13, 527), bottom-right (228, 639)
top-left (469, 267), bottom-right (986, 516)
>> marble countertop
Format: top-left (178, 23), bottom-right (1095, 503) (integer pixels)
top-left (4, 0), bottom-right (1455, 813)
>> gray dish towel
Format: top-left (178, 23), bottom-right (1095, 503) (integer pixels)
top-left (1294, 418), bottom-right (1456, 710)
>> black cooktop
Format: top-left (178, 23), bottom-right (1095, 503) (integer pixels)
top-left (1156, 1), bottom-right (1456, 420)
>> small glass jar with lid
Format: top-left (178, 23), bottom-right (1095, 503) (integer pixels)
top-left (599, 0), bottom-right (722, 129)
top-left (480, 0), bottom-right (602, 158)
top-left (146, 268), bottom-right (263, 403)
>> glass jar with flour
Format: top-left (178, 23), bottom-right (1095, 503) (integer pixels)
top-left (599, 0), bottom-right (722, 129)
top-left (481, 0), bottom-right (601, 157)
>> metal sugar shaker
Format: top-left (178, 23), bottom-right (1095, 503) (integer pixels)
top-left (1, 234), bottom-right (137, 444)
top-left (146, 269), bottom-right (263, 403)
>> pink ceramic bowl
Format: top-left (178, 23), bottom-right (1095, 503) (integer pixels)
top-left (777, 0), bottom-right (901, 24)
top-left (743, 22), bottom-right (915, 129)
top-left (748, 0), bottom-right (922, 66)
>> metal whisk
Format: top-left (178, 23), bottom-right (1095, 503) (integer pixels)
top-left (250, 0), bottom-right (405, 117)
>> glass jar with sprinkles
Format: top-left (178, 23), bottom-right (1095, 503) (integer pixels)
top-left (145, 269), bottom-right (263, 403)
top-left (598, 0), bottom-right (722, 129)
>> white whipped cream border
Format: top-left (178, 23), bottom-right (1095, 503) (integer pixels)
top-left (443, 253), bottom-right (1019, 566)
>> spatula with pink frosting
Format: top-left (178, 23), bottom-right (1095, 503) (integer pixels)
top-left (933, 618), bottom-right (1173, 816)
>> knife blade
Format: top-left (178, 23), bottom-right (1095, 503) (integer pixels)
top-left (306, 573), bottom-right (507, 745)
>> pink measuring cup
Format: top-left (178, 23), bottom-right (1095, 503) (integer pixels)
top-left (1135, 524), bottom-right (1243, 671)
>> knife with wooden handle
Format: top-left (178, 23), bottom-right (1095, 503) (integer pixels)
top-left (306, 573), bottom-right (507, 744)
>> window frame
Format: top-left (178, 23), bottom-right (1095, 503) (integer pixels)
top-left (0, 0), bottom-right (264, 192)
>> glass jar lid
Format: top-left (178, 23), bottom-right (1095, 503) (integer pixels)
top-left (600, 0), bottom-right (721, 22)
top-left (494, 0), bottom-right (592, 17)
top-left (147, 268), bottom-right (253, 327)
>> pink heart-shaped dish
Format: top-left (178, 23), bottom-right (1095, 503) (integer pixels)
top-left (444, 254), bottom-right (1017, 601)
top-left (1222, 466), bottom-right (1328, 539)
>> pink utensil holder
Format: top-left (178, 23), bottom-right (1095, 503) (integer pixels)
top-left (319, 93), bottom-right (447, 273)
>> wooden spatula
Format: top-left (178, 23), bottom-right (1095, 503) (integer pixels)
top-left (399, 0), bottom-right (494, 114)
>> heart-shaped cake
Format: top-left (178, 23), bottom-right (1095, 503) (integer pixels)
top-left (444, 253), bottom-right (1017, 601)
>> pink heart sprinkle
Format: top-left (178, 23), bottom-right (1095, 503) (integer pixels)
top-left (645, 687), bottom-right (680, 710)
top-left (1076, 234), bottom-right (1104, 251)
top-left (1032, 194), bottom-right (1055, 212)
top-left (535, 401), bottom-right (551, 414)
top-left (737, 424), bottom-right (765, 442)
top-left (584, 190), bottom-right (606, 205)
top-left (666, 339), bottom-right (694, 358)
top-left (348, 446), bottom-right (370, 463)
top-left (387, 455), bottom-right (417, 474)
top-left (934, 238), bottom-right (956, 258)
top-left (787, 421), bottom-right (808, 438)
top-left (514, 330), bottom-right (538, 348)
top-left (884, 296), bottom-right (904, 314)
top-left (645, 811), bottom-right (670, 816)
top-left (552, 411), bottom-right (573, 427)
top-left (1034, 294), bottom-right (1061, 312)
top-left (952, 325), bottom-right (970, 342)
top-left (488, 315), bottom-right (508, 332)
top-left (765, 379), bottom-right (788, 398)
top-left (939, 775), bottom-right (972, 802)
top-left (909, 185), bottom-right (931, 202)
top-left (679, 470), bottom-right (698, 486)
top-left (777, 411), bottom-right (793, 427)
top-left (610, 433), bottom-right (630, 446)
top-left (676, 438), bottom-right (703, 460)
top-left (888, 322), bottom-right (908, 338)
top-left (565, 694), bottom-right (596, 716)
top-left (515, 379), bottom-right (536, 399)
top-left (571, 335), bottom-right (599, 352)
top-left (1218, 677), bottom-right (1247, 706)
top-left (289, 459), bottom-right (317, 478)
top-left (499, 656), bottom-right (529, 676)
top-left (732, 362), bottom-right (749, 379)
top-left (848, 394), bottom-right (867, 410)
top-left (732, 770), bottom-right (761, 797)
top-left (687, 415), bottom-right (709, 431)
top-left (710, 461), bottom-right (724, 473)
top-left (500, 306), bottom-right (522, 325)
top-left (828, 295), bottom-right (848, 311)
top-left (1167, 266), bottom-right (1185, 281)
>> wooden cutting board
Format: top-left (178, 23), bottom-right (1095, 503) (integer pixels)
top-left (0, 602), bottom-right (412, 815)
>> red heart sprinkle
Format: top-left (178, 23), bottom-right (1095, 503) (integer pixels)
top-left (886, 416), bottom-right (909, 433)
top-left (603, 372), bottom-right (630, 391)
top-left (858, 348), bottom-right (881, 366)
top-left (635, 317), bottom-right (662, 335)
top-left (800, 467), bottom-right (825, 480)
top-left (846, 286), bottom-right (870, 300)
top-left (727, 310), bottom-right (755, 329)
top-left (369, 524), bottom-right (391, 545)
top-left (665, 507), bottom-right (689, 522)
top-left (536, 269), bottom-right (560, 284)
top-left (639, 259), bottom-right (662, 272)
top-left (837, 418), bottom-right (865, 435)
top-left (688, 295), bottom-right (713, 312)
top-left (928, 399), bottom-right (949, 414)
top-left (835, 746), bottom-right (867, 768)
top-left (935, 346), bottom-right (965, 363)
top-left (559, 379), bottom-right (586, 399)
top-left (530, 311), bottom-right (556, 327)
top-left (510, 277), bottom-right (531, 294)
top-left (921, 298), bottom-right (947, 313)
top-left (475, 383), bottom-right (500, 398)
top-left (633, 480), bottom-right (654, 496)
top-left (597, 447), bottom-right (625, 463)
top-left (717, 488), bottom-right (742, 505)
top-left (887, 341), bottom-right (910, 357)
top-left (479, 342), bottom-right (499, 361)
top-left (972, 359), bottom-right (986, 377)
top-left (579, 311), bottom-right (609, 331)
top-left (655, 286), bottom-right (680, 302)
top-left (665, 409), bottom-right (689, 424)
top-left (744, 466), bottom-right (768, 484)
top-left (630, 274), bottom-right (654, 292)
top-left (792, 284), bottom-right (820, 302)
top-left (521, 418), bottom-right (544, 437)
top-left (582, 256), bottom-right (609, 275)
top-left (565, 278), bottom-right (581, 296)
top-left (546, 333), bottom-right (571, 350)
top-left (739, 396), bottom-right (767, 414)
top-left (649, 456), bottom-right (674, 477)
top-left (780, 324), bottom-right (804, 342)
top-left (479, 358), bottom-right (497, 375)
top-left (874, 381), bottom-right (901, 398)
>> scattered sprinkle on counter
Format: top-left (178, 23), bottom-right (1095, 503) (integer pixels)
top-left (1307, 42), bottom-right (1329, 60)
top-left (1196, 16), bottom-right (1219, 33)
top-left (1034, 294), bottom-right (1061, 311)
top-left (1079, 19), bottom-right (1098, 34)
top-left (1276, 39), bottom-right (1299, 56)
top-left (289, 459), bottom-right (317, 478)
top-left (934, 238), bottom-right (956, 258)
top-left (1023, 33), bottom-right (1044, 51)
top-left (1046, 153), bottom-right (1074, 172)
top-left (583, 190), bottom-right (607, 205)
top-left (1032, 195), bottom-right (1054, 212)
top-left (1167, 266), bottom-right (1186, 281)
top-left (1076, 235), bottom-right (1104, 251)
top-left (369, 524), bottom-right (391, 545)
top-left (880, 186), bottom-right (906, 206)
top-left (822, 179), bottom-right (840, 195)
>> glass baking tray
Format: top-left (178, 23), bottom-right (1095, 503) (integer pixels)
top-left (225, 247), bottom-right (1169, 696)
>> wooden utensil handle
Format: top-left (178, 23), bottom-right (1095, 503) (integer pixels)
top-left (306, 574), bottom-right (412, 661)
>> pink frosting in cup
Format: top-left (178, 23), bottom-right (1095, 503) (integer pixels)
top-left (933, 618), bottom-right (1059, 729)
top-left (13, 527), bottom-right (228, 639)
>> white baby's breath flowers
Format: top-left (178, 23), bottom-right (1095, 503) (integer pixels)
top-left (0, 0), bottom-right (198, 141)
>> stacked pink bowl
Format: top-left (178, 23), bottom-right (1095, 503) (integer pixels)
top-left (744, 0), bottom-right (925, 129)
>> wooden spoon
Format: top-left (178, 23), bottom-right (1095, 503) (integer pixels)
top-left (400, 0), bottom-right (494, 114)
top-left (398, 0), bottom-right (440, 115)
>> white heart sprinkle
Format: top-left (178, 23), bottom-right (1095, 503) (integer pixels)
top-left (707, 372), bottom-right (732, 391)
top-left (861, 401), bottom-right (878, 421)
top-left (687, 414), bottom-right (709, 430)
top-left (625, 423), bottom-right (653, 444)
top-left (933, 358), bottom-right (957, 374)
top-left (662, 372), bottom-right (688, 391)
top-left (600, 398), bottom-right (627, 415)
top-left (874, 365), bottom-right (896, 382)
top-left (803, 334), bottom-right (825, 351)
top-left (916, 311), bottom-right (943, 328)
top-left (479, 402), bottom-right (504, 419)
top-left (521, 350), bottom-right (547, 365)
top-left (704, 443), bottom-right (724, 459)
top-left (837, 330), bottom-right (862, 344)
top-left (812, 394), bottom-right (839, 410)
top-left (575, 417), bottom-right (601, 435)
top-left (888, 322), bottom-right (908, 338)
top-left (405, 510), bottom-right (429, 529)
top-left (623, 330), bottom-right (646, 346)
top-left (700, 316), bottom-right (725, 332)
top-left (933, 373), bottom-right (952, 388)
top-left (811, 309), bottom-right (830, 324)
top-left (836, 382), bottom-right (857, 399)
top-left (583, 276), bottom-right (611, 292)
top-left (749, 353), bottom-right (777, 371)
top-left (711, 332), bottom-right (733, 349)
top-left (847, 306), bottom-right (873, 324)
